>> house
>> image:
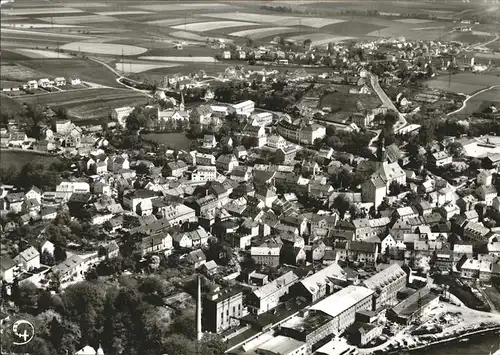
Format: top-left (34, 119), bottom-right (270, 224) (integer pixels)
top-left (267, 134), bottom-right (288, 150)
top-left (202, 135), bottom-right (217, 149)
top-left (22, 198), bottom-right (41, 215)
top-left (229, 100), bottom-right (254, 118)
top-left (335, 241), bottom-right (379, 264)
top-left (477, 169), bottom-right (493, 186)
top-left (0, 257), bottom-right (16, 282)
top-left (4, 192), bottom-right (25, 213)
top-left (429, 151), bottom-right (452, 167)
top-left (275, 146), bottom-right (298, 164)
top-left (201, 260), bottom-right (218, 276)
top-left (251, 244), bottom-right (281, 267)
top-left (141, 232), bottom-right (173, 256)
top-left (476, 185), bottom-right (497, 206)
top-left (27, 80), bottom-right (38, 89)
top-left (51, 254), bottom-right (86, 283)
top-left (122, 189), bottom-right (157, 216)
top-left (230, 166), bottom-right (251, 182)
top-left (387, 288), bottom-right (439, 325)
top-left (233, 146), bottom-right (248, 160)
top-left (112, 106), bottom-right (135, 127)
top-left (38, 78), bottom-right (51, 88)
top-left (191, 165), bottom-right (217, 182)
top-left (14, 246), bottom-right (40, 271)
top-left (187, 249), bottom-right (207, 268)
top-left (222, 50), bottom-right (231, 59)
top-left (70, 78), bottom-right (81, 86)
top-left (255, 186), bottom-right (278, 208)
top-left (290, 262), bottom-right (346, 303)
top-left (246, 271), bottom-right (299, 315)
top-left (54, 77), bottom-right (66, 86)
top-left (165, 161), bottom-right (188, 178)
top-left (216, 154), bottom-right (239, 172)
top-left (250, 112), bottom-right (273, 127)
top-left (190, 105), bottom-right (213, 125)
top-left (25, 185), bottom-right (42, 203)
top-left (172, 232), bottom-right (193, 249)
top-left (242, 124), bottom-right (267, 148)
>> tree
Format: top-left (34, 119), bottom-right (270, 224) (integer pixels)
top-left (389, 181), bottom-right (402, 196)
top-left (163, 334), bottom-right (196, 355)
top-left (54, 245), bottom-right (67, 263)
top-left (332, 196), bottom-right (351, 219)
top-left (447, 142), bottom-right (464, 158)
top-left (37, 290), bottom-right (55, 313)
top-left (41, 249), bottom-right (55, 266)
top-left (1, 281), bottom-right (8, 301)
top-left (17, 281), bottom-right (39, 312)
top-left (303, 38), bottom-right (312, 49)
top-left (313, 137), bottom-right (323, 150)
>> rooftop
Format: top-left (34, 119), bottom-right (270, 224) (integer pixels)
top-left (310, 286), bottom-right (374, 318)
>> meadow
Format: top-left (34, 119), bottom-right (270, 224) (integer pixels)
top-left (1, 150), bottom-right (61, 173)
top-left (141, 132), bottom-right (192, 150)
top-left (425, 73), bottom-right (500, 95)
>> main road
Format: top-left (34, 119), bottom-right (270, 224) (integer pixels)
top-left (369, 73), bottom-right (408, 134)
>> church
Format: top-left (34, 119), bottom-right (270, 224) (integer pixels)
top-left (362, 140), bottom-right (406, 208)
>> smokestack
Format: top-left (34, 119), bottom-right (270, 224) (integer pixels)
top-left (196, 274), bottom-right (202, 342)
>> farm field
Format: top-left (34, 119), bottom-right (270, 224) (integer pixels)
top-left (60, 42), bottom-right (148, 56)
top-left (453, 87), bottom-right (500, 117)
top-left (139, 56), bottom-right (215, 63)
top-left (10, 88), bottom-right (149, 121)
top-left (0, 94), bottom-right (26, 116)
top-left (0, 150), bottom-right (61, 172)
top-left (425, 73), bottom-right (500, 95)
top-left (230, 27), bottom-right (295, 40)
top-left (18, 58), bottom-right (122, 88)
top-left (115, 61), bottom-right (181, 74)
top-left (288, 33), bottom-right (354, 46)
top-left (141, 132), bottom-right (192, 150)
top-left (12, 49), bottom-right (73, 59)
top-left (171, 21), bottom-right (260, 32)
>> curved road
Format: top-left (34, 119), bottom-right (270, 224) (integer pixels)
top-left (447, 84), bottom-right (500, 117)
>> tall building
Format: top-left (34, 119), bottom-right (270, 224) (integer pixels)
top-left (362, 263), bottom-right (407, 310)
top-left (202, 286), bottom-right (244, 334)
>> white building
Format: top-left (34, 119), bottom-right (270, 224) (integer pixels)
top-left (230, 100), bottom-right (255, 117)
top-left (191, 165), bottom-right (217, 182)
top-left (14, 246), bottom-right (40, 271)
top-left (56, 181), bottom-right (90, 193)
top-left (112, 106), bottom-right (135, 127)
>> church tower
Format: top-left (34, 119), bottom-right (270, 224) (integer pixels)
top-left (196, 274), bottom-right (202, 342)
top-left (180, 90), bottom-right (185, 112)
top-left (377, 138), bottom-right (388, 169)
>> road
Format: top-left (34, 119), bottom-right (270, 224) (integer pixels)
top-left (447, 84), bottom-right (500, 117)
top-left (369, 73), bottom-right (408, 133)
top-left (466, 32), bottom-right (499, 50)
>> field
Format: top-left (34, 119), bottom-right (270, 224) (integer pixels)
top-left (288, 33), bottom-right (354, 46)
top-left (452, 87), bottom-right (500, 117)
top-left (60, 42), bottom-right (148, 56)
top-left (425, 73), bottom-right (500, 95)
top-left (17, 58), bottom-right (121, 88)
top-left (141, 132), bottom-right (192, 150)
top-left (12, 48), bottom-right (73, 59)
top-left (11, 88), bottom-right (149, 120)
top-left (230, 27), bottom-right (295, 40)
top-left (139, 56), bottom-right (215, 63)
top-left (171, 21), bottom-right (260, 32)
top-left (320, 86), bottom-right (382, 112)
top-left (115, 61), bottom-right (180, 74)
top-left (0, 150), bottom-right (61, 172)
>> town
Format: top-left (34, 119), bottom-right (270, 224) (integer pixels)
top-left (1, 1), bottom-right (500, 355)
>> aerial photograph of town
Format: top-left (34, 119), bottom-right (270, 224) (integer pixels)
top-left (0, 0), bottom-right (499, 354)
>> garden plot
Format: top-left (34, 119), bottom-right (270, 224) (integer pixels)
top-left (2, 7), bottom-right (83, 16)
top-left (38, 15), bottom-right (118, 24)
top-left (140, 56), bottom-right (215, 63)
top-left (13, 49), bottom-right (73, 59)
top-left (230, 27), bottom-right (295, 40)
top-left (115, 62), bottom-right (180, 74)
top-left (171, 21), bottom-right (260, 32)
top-left (288, 33), bottom-right (354, 46)
top-left (60, 42), bottom-right (148, 56)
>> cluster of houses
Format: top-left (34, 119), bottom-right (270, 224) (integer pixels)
top-left (2, 77), bottom-right (82, 92)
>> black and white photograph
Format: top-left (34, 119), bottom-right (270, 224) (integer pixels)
top-left (0, 0), bottom-right (499, 354)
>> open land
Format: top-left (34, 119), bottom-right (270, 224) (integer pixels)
top-left (141, 132), bottom-right (192, 150)
top-left (1, 150), bottom-right (61, 172)
top-left (425, 73), bottom-right (500, 95)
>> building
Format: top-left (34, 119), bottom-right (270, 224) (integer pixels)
top-left (203, 135), bottom-right (217, 149)
top-left (242, 124), bottom-right (267, 148)
top-left (476, 185), bottom-right (497, 206)
top-left (246, 271), bottom-right (299, 315)
top-left (267, 135), bottom-right (288, 150)
top-left (141, 232), bottom-right (173, 256)
top-left (165, 161), bottom-right (188, 178)
top-left (251, 244), bottom-right (281, 267)
top-left (275, 146), bottom-right (298, 164)
top-left (195, 153), bottom-right (216, 166)
top-left (112, 106), bottom-right (135, 127)
top-left (229, 100), bottom-right (255, 117)
top-left (250, 112), bottom-right (273, 127)
top-left (0, 257), bottom-right (16, 282)
top-left (191, 165), bottom-right (217, 182)
top-left (155, 203), bottom-right (196, 226)
top-left (54, 77), bottom-right (66, 86)
top-left (276, 120), bottom-right (326, 145)
top-left (362, 263), bottom-right (407, 310)
top-left (202, 287), bottom-right (244, 333)
top-left (255, 336), bottom-right (307, 355)
top-left (51, 254), bottom-right (86, 283)
top-left (14, 246), bottom-right (40, 271)
top-left (387, 288), bottom-right (440, 325)
top-left (429, 151), bottom-right (452, 167)
top-left (216, 154), bottom-right (239, 172)
top-left (335, 241), bottom-right (379, 264)
top-left (291, 262), bottom-right (346, 303)
top-left (190, 105), bottom-right (214, 125)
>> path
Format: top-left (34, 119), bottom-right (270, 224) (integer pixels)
top-left (446, 84), bottom-right (500, 117)
top-left (369, 73), bottom-right (408, 134)
top-left (466, 32), bottom-right (499, 50)
top-left (88, 57), bottom-right (153, 98)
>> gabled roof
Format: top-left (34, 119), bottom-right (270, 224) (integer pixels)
top-left (15, 246), bottom-right (40, 262)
